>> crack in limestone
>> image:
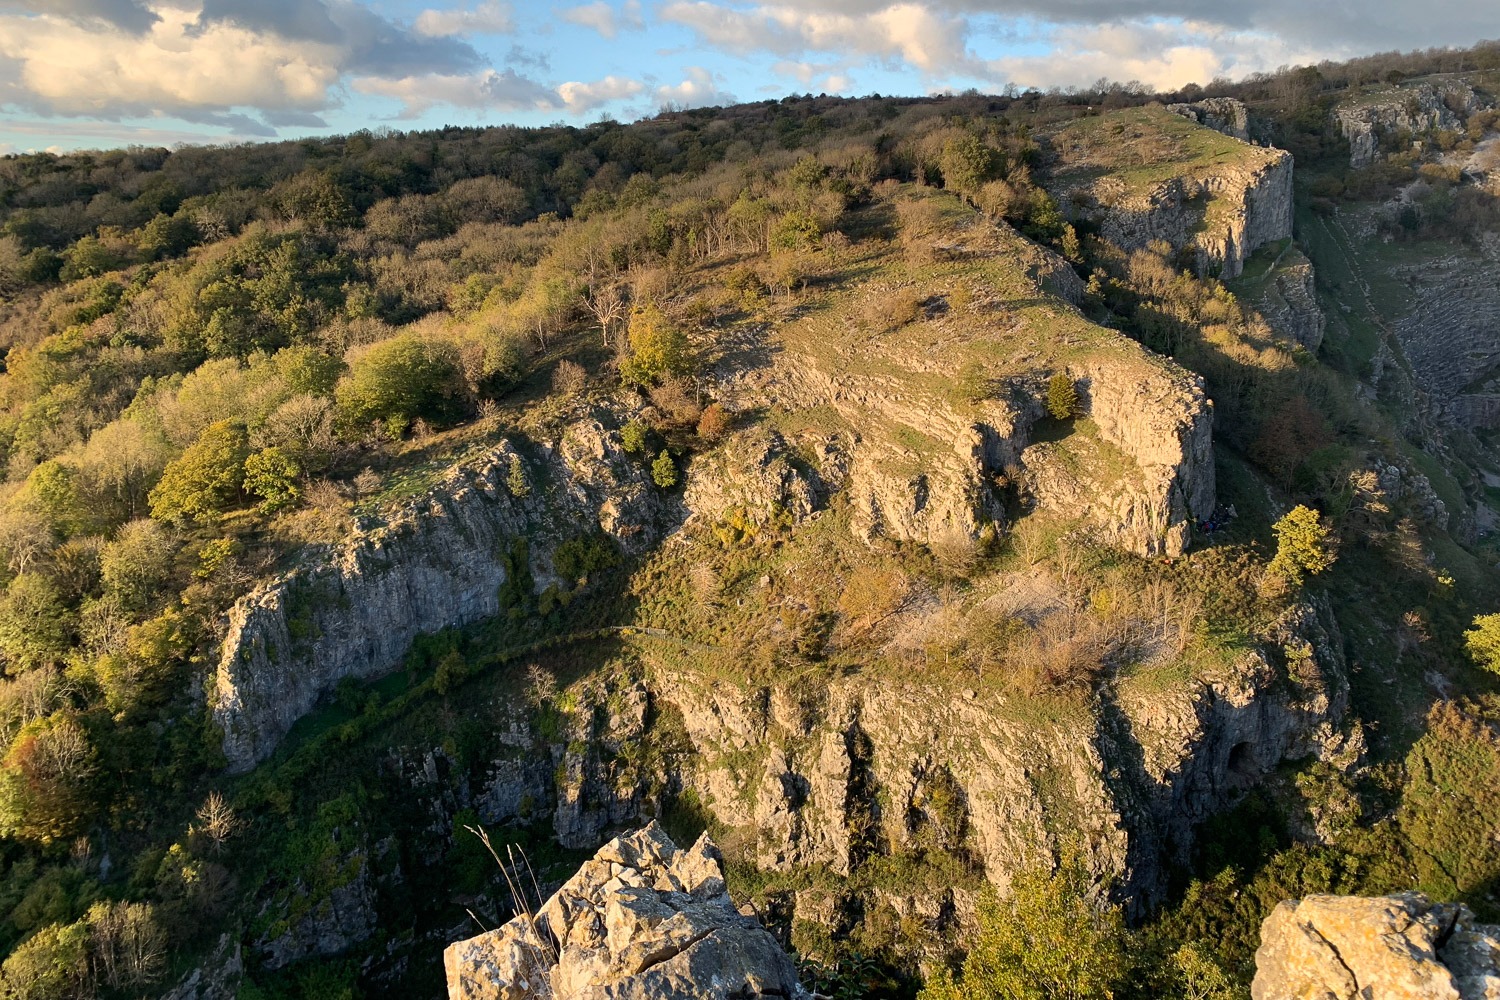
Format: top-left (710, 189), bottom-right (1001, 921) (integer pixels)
top-left (1307, 922), bottom-right (1363, 997)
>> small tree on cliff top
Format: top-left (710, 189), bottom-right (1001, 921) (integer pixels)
top-left (1046, 373), bottom-right (1080, 420)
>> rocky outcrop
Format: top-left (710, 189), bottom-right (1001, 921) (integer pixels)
top-left (1025, 354), bottom-right (1215, 556)
top-left (1337, 81), bottom-right (1489, 168)
top-left (1168, 98), bottom-right (1251, 141)
top-left (443, 823), bottom-right (808, 1000)
top-left (1244, 245), bottom-right (1326, 353)
top-left (1056, 140), bottom-right (1292, 279)
top-left (214, 421), bottom-right (665, 772)
top-left (1252, 893), bottom-right (1500, 1000)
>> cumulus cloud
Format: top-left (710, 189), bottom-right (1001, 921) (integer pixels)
top-left (0, 6), bottom-right (341, 118)
top-left (353, 67), bottom-right (559, 117)
top-left (983, 18), bottom-right (1339, 91)
top-left (655, 66), bottom-right (735, 109)
top-left (660, 2), bottom-right (977, 76)
top-left (0, 0), bottom-right (158, 32)
top-left (560, 0), bottom-right (643, 39)
top-left (557, 74), bottom-right (644, 112)
top-left (414, 1), bottom-right (513, 38)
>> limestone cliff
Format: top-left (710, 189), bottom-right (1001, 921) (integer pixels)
top-left (1252, 893), bottom-right (1500, 1000)
top-left (1336, 80), bottom-right (1490, 169)
top-left (443, 824), bottom-right (808, 1000)
top-left (1048, 106), bottom-right (1293, 279)
top-left (214, 421), bottom-right (665, 772)
top-left (1168, 98), bottom-right (1251, 141)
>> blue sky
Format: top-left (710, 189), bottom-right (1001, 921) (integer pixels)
top-left (0, 0), bottom-right (1492, 152)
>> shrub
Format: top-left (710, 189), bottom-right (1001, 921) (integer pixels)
top-left (552, 360), bottom-right (587, 399)
top-left (1268, 505), bottom-right (1335, 586)
top-left (918, 858), bottom-right (1132, 1000)
top-left (1464, 614), bottom-right (1500, 675)
top-left (620, 305), bottom-right (690, 387)
top-left (621, 420), bottom-right (649, 454)
top-left (148, 421), bottom-right (250, 524)
top-left (1046, 373), bottom-right (1080, 420)
top-left (243, 447), bottom-right (302, 514)
top-left (334, 335), bottom-right (465, 434)
top-left (506, 454), bottom-right (531, 498)
top-left (697, 403), bottom-right (731, 443)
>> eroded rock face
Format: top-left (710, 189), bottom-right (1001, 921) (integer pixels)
top-left (1337, 82), bottom-right (1489, 169)
top-left (1168, 98), bottom-right (1251, 141)
top-left (1059, 146), bottom-right (1292, 279)
top-left (1246, 246), bottom-right (1326, 353)
top-left (214, 424), bottom-right (665, 772)
top-left (1252, 893), bottom-right (1500, 1000)
top-left (443, 823), bottom-right (809, 1000)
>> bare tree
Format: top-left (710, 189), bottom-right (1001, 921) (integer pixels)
top-left (583, 281), bottom-right (626, 346)
top-left (194, 790), bottom-right (241, 855)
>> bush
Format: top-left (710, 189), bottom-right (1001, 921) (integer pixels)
top-left (334, 335), bottom-right (465, 434)
top-left (697, 403), bottom-right (731, 443)
top-left (148, 421), bottom-right (250, 524)
top-left (620, 305), bottom-right (690, 387)
top-left (0, 712), bottom-right (97, 843)
top-left (1268, 505), bottom-right (1335, 586)
top-left (918, 858), bottom-right (1132, 1000)
top-left (621, 420), bottom-right (649, 454)
top-left (1464, 614), bottom-right (1500, 675)
top-left (243, 447), bottom-right (302, 514)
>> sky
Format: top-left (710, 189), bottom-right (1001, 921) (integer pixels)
top-left (0, 0), bottom-right (1493, 153)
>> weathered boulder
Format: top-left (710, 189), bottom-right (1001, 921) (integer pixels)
top-left (1252, 893), bottom-right (1500, 1000)
top-left (443, 823), bottom-right (809, 1000)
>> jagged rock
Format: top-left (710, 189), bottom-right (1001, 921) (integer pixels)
top-left (162, 934), bottom-right (243, 1000)
top-left (1053, 109), bottom-right (1292, 279)
top-left (443, 823), bottom-right (810, 1000)
top-left (1245, 245), bottom-right (1326, 353)
top-left (214, 424), bottom-right (666, 772)
top-left (1337, 82), bottom-right (1489, 169)
top-left (257, 841), bottom-right (378, 971)
top-left (1252, 893), bottom-right (1500, 1000)
top-left (1168, 98), bottom-right (1252, 141)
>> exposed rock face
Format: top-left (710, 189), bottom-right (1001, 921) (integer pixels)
top-left (214, 422), bottom-right (665, 772)
top-left (1337, 81), bottom-right (1489, 168)
top-left (1025, 354), bottom-right (1215, 556)
top-left (1058, 145), bottom-right (1292, 279)
top-left (163, 935), bottom-right (243, 1000)
top-left (1252, 893), bottom-right (1500, 1000)
top-left (1245, 245), bottom-right (1326, 353)
top-left (1168, 98), bottom-right (1251, 141)
top-left (443, 823), bottom-right (809, 1000)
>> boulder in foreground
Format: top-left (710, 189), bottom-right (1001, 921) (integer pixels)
top-left (1252, 892), bottom-right (1500, 1000)
top-left (444, 822), bottom-right (810, 1000)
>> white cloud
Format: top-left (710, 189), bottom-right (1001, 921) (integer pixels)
top-left (0, 6), bottom-right (340, 117)
top-left (413, 1), bottom-right (513, 38)
top-left (557, 74), bottom-right (644, 111)
top-left (352, 67), bottom-right (558, 117)
top-left (560, 0), bottom-right (642, 39)
top-left (987, 19), bottom-right (1337, 91)
top-left (655, 66), bottom-right (735, 109)
top-left (660, 2), bottom-right (976, 76)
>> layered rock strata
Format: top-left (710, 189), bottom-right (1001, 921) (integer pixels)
top-left (443, 823), bottom-right (808, 1000)
top-left (1252, 893), bottom-right (1500, 1000)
